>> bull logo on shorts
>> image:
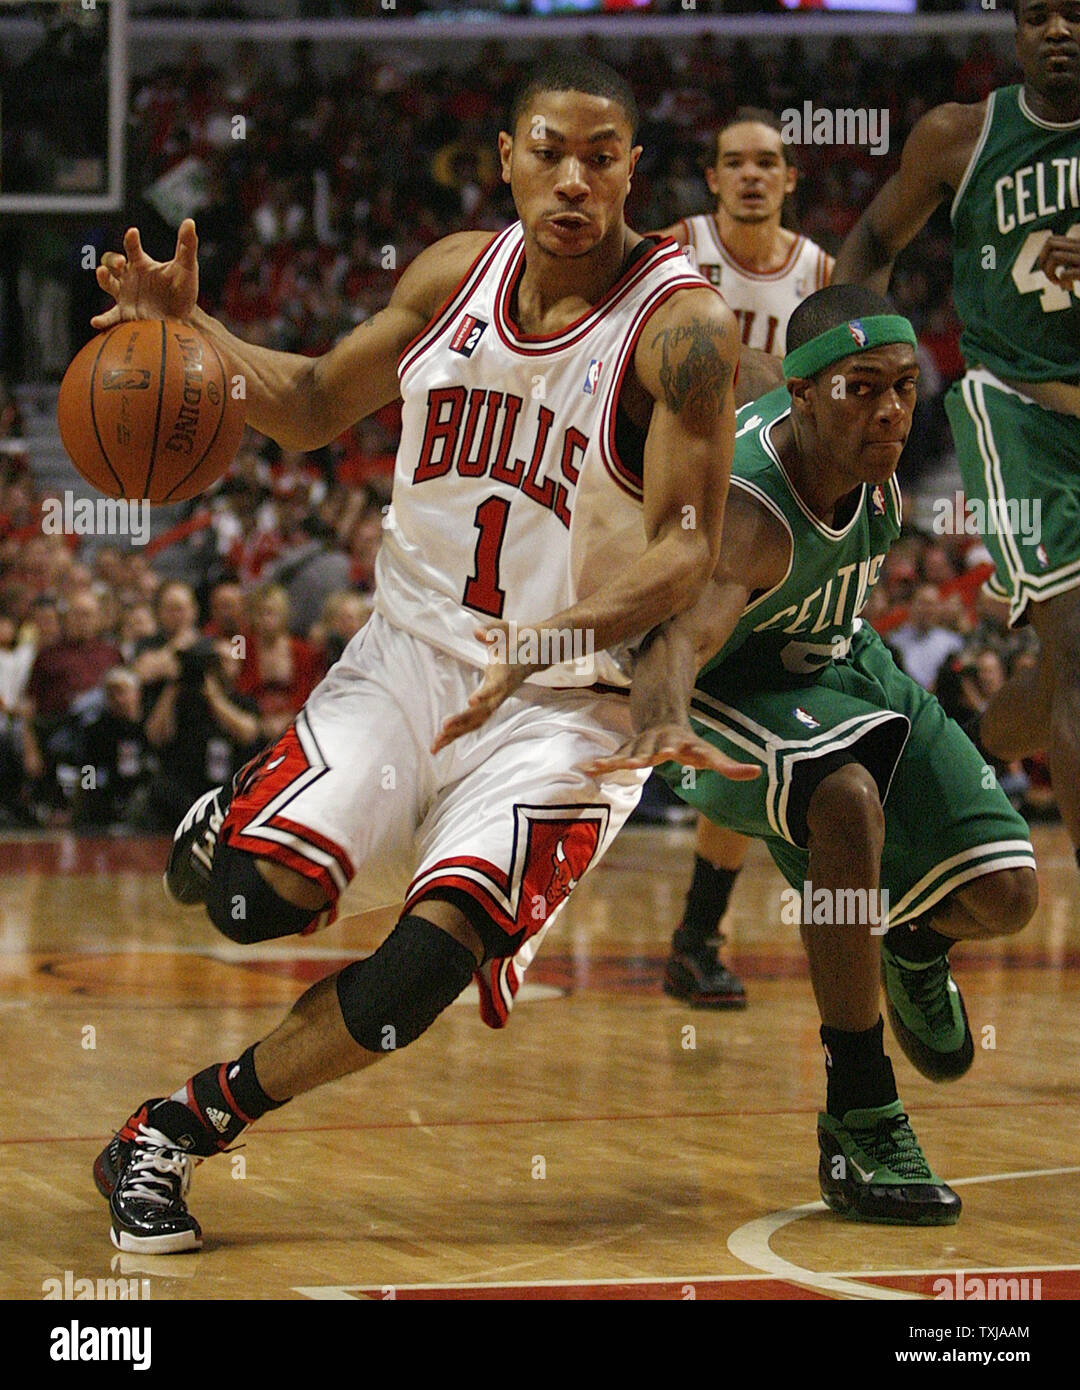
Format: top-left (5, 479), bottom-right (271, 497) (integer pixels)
top-left (516, 815), bottom-right (604, 927)
top-left (544, 838), bottom-right (578, 907)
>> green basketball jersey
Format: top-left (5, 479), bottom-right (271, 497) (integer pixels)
top-left (952, 84), bottom-right (1080, 381)
top-left (697, 388), bottom-right (901, 696)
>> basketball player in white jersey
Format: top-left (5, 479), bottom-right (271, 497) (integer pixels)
top-left (664, 108), bottom-right (833, 354)
top-left (653, 109), bottom-right (833, 1010)
top-left (85, 56), bottom-right (754, 1253)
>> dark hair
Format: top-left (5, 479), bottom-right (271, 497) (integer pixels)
top-left (715, 107), bottom-right (790, 165)
top-left (786, 285), bottom-right (900, 355)
top-left (507, 55), bottom-right (639, 142)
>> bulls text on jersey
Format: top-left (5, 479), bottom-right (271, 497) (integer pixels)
top-left (411, 386), bottom-right (585, 530)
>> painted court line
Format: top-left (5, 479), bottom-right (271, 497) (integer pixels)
top-left (290, 1164), bottom-right (1080, 1300)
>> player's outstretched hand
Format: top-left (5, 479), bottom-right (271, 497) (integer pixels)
top-left (91, 218), bottom-right (200, 329)
top-left (1036, 232), bottom-right (1080, 290)
top-left (580, 724), bottom-right (761, 780)
top-left (430, 624), bottom-right (531, 753)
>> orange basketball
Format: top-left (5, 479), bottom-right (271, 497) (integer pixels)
top-left (57, 318), bottom-right (246, 504)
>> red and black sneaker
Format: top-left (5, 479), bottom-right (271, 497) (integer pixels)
top-left (93, 1100), bottom-right (207, 1254)
top-left (662, 929), bottom-right (747, 1010)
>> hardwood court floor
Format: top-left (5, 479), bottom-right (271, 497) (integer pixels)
top-left (1, 824), bottom-right (1078, 1301)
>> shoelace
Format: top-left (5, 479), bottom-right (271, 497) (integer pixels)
top-left (903, 957), bottom-right (956, 1031)
top-left (857, 1111), bottom-right (933, 1182)
top-left (123, 1125), bottom-right (194, 1208)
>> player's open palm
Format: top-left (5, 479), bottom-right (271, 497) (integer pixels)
top-left (431, 624), bottom-right (532, 753)
top-left (91, 218), bottom-right (200, 330)
top-left (581, 723), bottom-right (761, 781)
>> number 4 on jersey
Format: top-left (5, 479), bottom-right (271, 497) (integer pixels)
top-left (1011, 224), bottom-right (1080, 311)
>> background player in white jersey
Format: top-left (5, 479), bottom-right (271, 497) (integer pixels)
top-left (663, 109), bottom-right (833, 356)
top-left (86, 56), bottom-right (753, 1253)
top-left (655, 110), bottom-right (834, 1009)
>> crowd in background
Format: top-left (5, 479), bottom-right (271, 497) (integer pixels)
top-left (0, 29), bottom-right (1057, 830)
top-left (115, 31), bottom-right (1009, 483)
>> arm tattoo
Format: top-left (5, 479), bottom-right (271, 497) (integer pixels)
top-left (650, 318), bottom-right (734, 417)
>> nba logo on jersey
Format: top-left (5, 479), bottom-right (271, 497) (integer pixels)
top-left (872, 485), bottom-right (886, 515)
top-left (450, 314), bottom-right (487, 357)
top-left (848, 319), bottom-right (868, 348)
top-left (582, 358), bottom-right (603, 395)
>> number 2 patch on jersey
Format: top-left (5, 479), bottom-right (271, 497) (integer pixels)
top-left (450, 314), bottom-right (488, 357)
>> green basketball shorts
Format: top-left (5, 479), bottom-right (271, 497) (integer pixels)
top-left (659, 623), bottom-right (1035, 925)
top-left (945, 368), bottom-right (1080, 625)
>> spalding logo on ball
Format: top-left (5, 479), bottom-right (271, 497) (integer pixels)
top-left (57, 318), bottom-right (246, 504)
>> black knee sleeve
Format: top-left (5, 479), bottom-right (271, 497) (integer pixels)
top-left (206, 844), bottom-right (326, 943)
top-left (335, 914), bottom-right (477, 1053)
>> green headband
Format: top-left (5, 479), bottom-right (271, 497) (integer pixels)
top-left (782, 314), bottom-right (917, 381)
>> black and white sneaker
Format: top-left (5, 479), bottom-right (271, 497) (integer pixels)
top-left (93, 1101), bottom-right (204, 1254)
top-left (163, 785), bottom-right (229, 908)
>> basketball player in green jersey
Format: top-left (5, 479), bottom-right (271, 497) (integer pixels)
top-left (835, 0), bottom-right (1080, 879)
top-left (583, 286), bottom-right (1038, 1224)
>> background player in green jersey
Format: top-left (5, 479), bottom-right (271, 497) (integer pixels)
top-left (585, 286), bottom-right (1038, 1224)
top-left (835, 0), bottom-right (1080, 876)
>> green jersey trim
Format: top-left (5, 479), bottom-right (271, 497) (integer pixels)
top-left (950, 91), bottom-right (996, 227)
top-left (888, 841), bottom-right (1037, 923)
top-left (728, 477), bottom-right (795, 618)
top-left (759, 411), bottom-right (868, 542)
top-left (1017, 86), bottom-right (1080, 131)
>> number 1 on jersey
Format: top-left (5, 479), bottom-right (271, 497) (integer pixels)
top-left (463, 495), bottom-right (510, 617)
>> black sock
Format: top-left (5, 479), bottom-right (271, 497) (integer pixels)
top-left (168, 1045), bottom-right (289, 1152)
top-left (821, 1018), bottom-right (898, 1118)
top-left (677, 857), bottom-right (739, 949)
top-left (885, 920), bottom-right (953, 964)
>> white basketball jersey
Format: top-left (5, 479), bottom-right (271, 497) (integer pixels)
top-left (680, 215), bottom-right (830, 355)
top-left (376, 221), bottom-right (709, 687)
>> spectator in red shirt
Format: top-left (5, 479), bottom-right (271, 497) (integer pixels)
top-left (21, 589), bottom-right (122, 811)
top-left (235, 584), bottom-right (323, 742)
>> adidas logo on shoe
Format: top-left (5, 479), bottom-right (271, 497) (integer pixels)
top-left (205, 1107), bottom-right (231, 1134)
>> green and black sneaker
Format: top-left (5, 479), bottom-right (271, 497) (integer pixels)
top-left (881, 941), bottom-right (974, 1082)
top-left (818, 1101), bottom-right (961, 1226)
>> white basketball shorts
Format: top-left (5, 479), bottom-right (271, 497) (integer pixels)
top-left (221, 611), bottom-right (647, 1022)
